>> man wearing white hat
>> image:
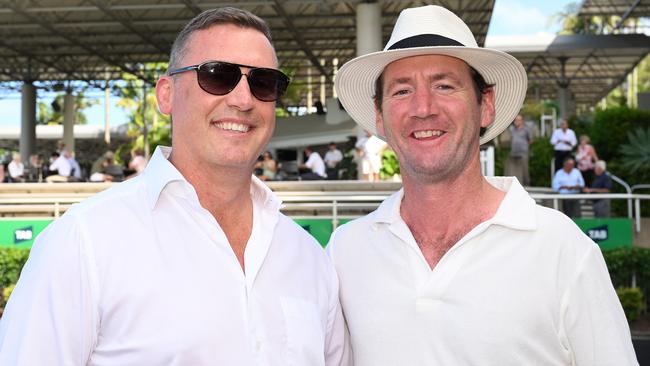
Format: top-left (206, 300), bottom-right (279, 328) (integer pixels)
top-left (328, 5), bottom-right (637, 366)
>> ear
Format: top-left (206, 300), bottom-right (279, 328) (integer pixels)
top-left (156, 76), bottom-right (173, 115)
top-left (375, 104), bottom-right (385, 137)
top-left (479, 87), bottom-right (496, 129)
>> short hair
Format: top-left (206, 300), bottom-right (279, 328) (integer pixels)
top-left (563, 156), bottom-right (575, 165)
top-left (372, 63), bottom-right (493, 137)
top-left (168, 7), bottom-right (272, 70)
top-left (595, 160), bottom-right (607, 171)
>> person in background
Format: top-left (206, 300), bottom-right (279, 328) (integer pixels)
top-left (7, 152), bottom-right (25, 182)
top-left (300, 146), bottom-right (327, 180)
top-left (127, 149), bottom-right (147, 178)
top-left (329, 4), bottom-right (636, 365)
top-left (324, 142), bottom-right (343, 180)
top-left (90, 152), bottom-right (124, 183)
top-left (0, 7), bottom-right (350, 366)
top-left (550, 119), bottom-right (577, 172)
top-left (24, 154), bottom-right (43, 182)
top-left (46, 150), bottom-right (72, 182)
top-left (504, 114), bottom-right (532, 185)
top-left (254, 151), bottom-right (277, 181)
top-left (65, 150), bottom-right (83, 182)
top-left (576, 134), bottom-right (599, 186)
top-left (552, 156), bottom-right (585, 218)
top-left (355, 130), bottom-right (386, 182)
top-left (583, 160), bottom-right (613, 217)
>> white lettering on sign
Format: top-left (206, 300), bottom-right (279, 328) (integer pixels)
top-left (15, 229), bottom-right (33, 241)
top-left (588, 229), bottom-right (608, 241)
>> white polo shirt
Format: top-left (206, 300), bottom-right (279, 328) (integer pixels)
top-left (0, 146), bottom-right (351, 366)
top-left (328, 177), bottom-right (637, 366)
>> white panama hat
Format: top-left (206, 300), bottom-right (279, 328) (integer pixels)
top-left (334, 5), bottom-right (528, 145)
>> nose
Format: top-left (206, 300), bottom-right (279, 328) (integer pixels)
top-left (225, 73), bottom-right (255, 111)
top-left (409, 86), bottom-right (438, 119)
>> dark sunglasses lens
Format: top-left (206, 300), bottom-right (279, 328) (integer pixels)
top-left (248, 69), bottom-right (289, 102)
top-left (197, 62), bottom-right (241, 95)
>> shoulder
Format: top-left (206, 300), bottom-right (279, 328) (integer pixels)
top-left (65, 177), bottom-right (146, 223)
top-left (533, 205), bottom-right (596, 252)
top-left (275, 214), bottom-right (331, 259)
top-left (327, 212), bottom-right (378, 258)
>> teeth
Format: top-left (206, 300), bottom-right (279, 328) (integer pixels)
top-left (413, 130), bottom-right (442, 139)
top-left (215, 122), bottom-right (250, 133)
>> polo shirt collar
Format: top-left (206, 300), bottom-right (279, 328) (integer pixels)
top-left (371, 176), bottom-right (537, 232)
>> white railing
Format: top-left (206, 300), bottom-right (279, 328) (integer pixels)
top-left (1, 191), bottom-right (649, 233)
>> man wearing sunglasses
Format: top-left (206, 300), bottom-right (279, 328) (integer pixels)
top-left (0, 7), bottom-right (351, 366)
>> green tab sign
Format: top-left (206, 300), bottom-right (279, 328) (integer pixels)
top-left (573, 218), bottom-right (633, 250)
top-left (0, 219), bottom-right (53, 249)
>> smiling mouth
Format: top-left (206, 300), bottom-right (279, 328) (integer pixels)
top-left (412, 130), bottom-right (444, 139)
top-left (213, 122), bottom-right (251, 133)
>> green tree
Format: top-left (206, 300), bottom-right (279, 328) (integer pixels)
top-left (114, 63), bottom-right (170, 159)
top-left (36, 91), bottom-right (98, 125)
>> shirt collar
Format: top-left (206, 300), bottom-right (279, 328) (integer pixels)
top-left (142, 146), bottom-right (186, 210)
top-left (141, 146), bottom-right (282, 213)
top-left (371, 176), bottom-right (537, 231)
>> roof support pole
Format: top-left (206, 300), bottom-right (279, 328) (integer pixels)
top-left (356, 2), bottom-right (382, 57)
top-left (19, 82), bottom-right (36, 164)
top-left (556, 56), bottom-right (571, 120)
top-left (356, 2), bottom-right (382, 137)
top-left (63, 90), bottom-right (76, 154)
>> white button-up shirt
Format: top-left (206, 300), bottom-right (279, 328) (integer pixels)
top-left (553, 168), bottom-right (585, 194)
top-left (0, 146), bottom-right (351, 366)
top-left (550, 128), bottom-right (577, 151)
top-left (49, 155), bottom-right (72, 176)
top-left (305, 152), bottom-right (327, 178)
top-left (328, 177), bottom-right (637, 366)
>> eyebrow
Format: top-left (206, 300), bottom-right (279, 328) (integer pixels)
top-left (385, 72), bottom-right (463, 91)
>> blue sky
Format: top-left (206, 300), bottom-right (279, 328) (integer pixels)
top-left (0, 0), bottom-right (575, 128)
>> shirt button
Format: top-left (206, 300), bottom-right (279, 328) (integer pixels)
top-left (256, 340), bottom-right (262, 351)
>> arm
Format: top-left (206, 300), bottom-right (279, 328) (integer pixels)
top-left (323, 265), bottom-right (353, 366)
top-left (552, 172), bottom-right (562, 192)
top-left (576, 171), bottom-right (585, 189)
top-left (591, 146), bottom-right (599, 162)
top-left (568, 131), bottom-right (578, 148)
top-left (550, 130), bottom-right (559, 146)
top-left (561, 245), bottom-right (638, 365)
top-left (0, 214), bottom-right (98, 365)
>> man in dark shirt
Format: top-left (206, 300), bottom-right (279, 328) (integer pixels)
top-left (583, 160), bottom-right (613, 217)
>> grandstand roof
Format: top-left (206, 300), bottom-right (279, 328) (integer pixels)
top-left (489, 33), bottom-right (650, 105)
top-left (0, 0), bottom-right (495, 104)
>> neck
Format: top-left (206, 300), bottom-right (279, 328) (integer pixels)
top-left (399, 162), bottom-right (505, 268)
top-left (172, 159), bottom-right (253, 216)
top-left (169, 149), bottom-right (255, 272)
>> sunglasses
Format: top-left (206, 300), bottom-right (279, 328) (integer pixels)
top-left (168, 61), bottom-right (290, 102)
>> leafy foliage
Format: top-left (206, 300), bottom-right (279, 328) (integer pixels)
top-left (0, 248), bottom-right (30, 290)
top-left (603, 247), bottom-right (650, 312)
top-left (616, 287), bottom-right (645, 323)
top-left (36, 91), bottom-right (98, 125)
top-left (114, 63), bottom-right (171, 158)
top-left (619, 127), bottom-right (650, 174)
top-left (379, 150), bottom-right (400, 180)
top-left (589, 107), bottom-right (650, 162)
top-left (1, 284), bottom-right (16, 310)
top-left (528, 137), bottom-right (555, 187)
